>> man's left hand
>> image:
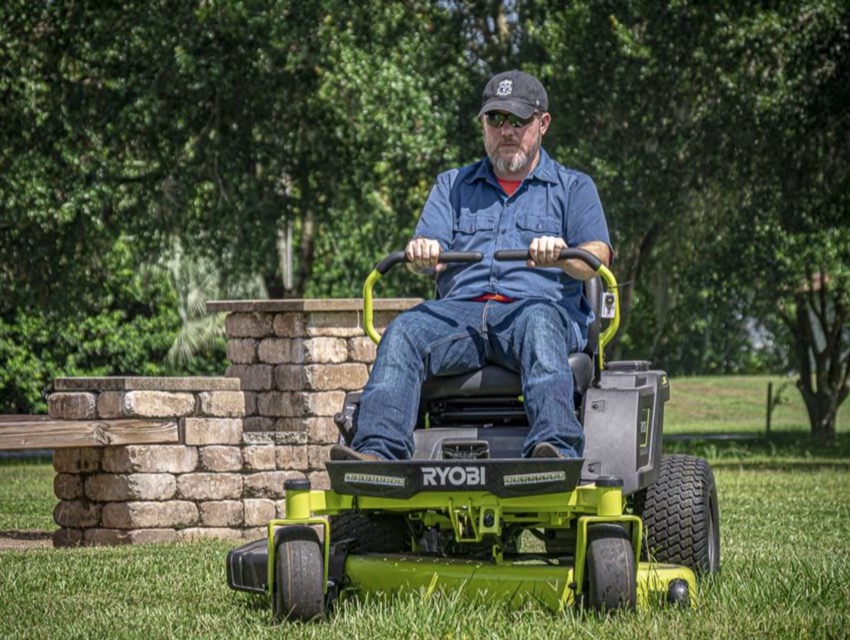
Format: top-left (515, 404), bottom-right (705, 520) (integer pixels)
top-left (529, 236), bottom-right (610, 281)
top-left (528, 236), bottom-right (567, 268)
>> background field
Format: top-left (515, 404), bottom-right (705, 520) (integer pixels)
top-left (666, 376), bottom-right (850, 436)
top-left (1, 376), bottom-right (849, 639)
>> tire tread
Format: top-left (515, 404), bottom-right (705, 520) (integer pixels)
top-left (638, 454), bottom-right (720, 575)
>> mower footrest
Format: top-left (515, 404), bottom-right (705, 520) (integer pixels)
top-left (226, 538), bottom-right (268, 594)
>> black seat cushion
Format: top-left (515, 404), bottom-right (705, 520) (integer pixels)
top-left (419, 352), bottom-right (594, 406)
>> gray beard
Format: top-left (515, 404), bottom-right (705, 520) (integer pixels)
top-left (485, 129), bottom-right (541, 175)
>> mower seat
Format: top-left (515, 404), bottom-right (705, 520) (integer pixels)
top-left (417, 277), bottom-right (603, 423)
top-left (419, 352), bottom-right (593, 402)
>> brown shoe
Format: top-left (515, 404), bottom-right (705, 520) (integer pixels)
top-left (531, 442), bottom-right (563, 459)
top-left (329, 444), bottom-right (381, 462)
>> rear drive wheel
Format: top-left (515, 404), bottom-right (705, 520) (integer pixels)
top-left (585, 524), bottom-right (637, 612)
top-left (272, 526), bottom-right (325, 623)
top-left (637, 454), bottom-right (720, 575)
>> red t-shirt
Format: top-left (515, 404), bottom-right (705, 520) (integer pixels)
top-left (498, 178), bottom-right (521, 196)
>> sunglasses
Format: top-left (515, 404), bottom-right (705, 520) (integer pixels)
top-left (483, 112), bottom-right (536, 128)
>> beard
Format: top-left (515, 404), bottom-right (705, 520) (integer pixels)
top-left (484, 127), bottom-right (542, 175)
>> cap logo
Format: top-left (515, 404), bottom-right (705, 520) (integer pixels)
top-left (496, 79), bottom-right (513, 97)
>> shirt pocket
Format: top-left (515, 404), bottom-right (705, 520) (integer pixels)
top-left (456, 212), bottom-right (497, 234)
top-left (453, 212), bottom-right (497, 253)
top-left (516, 212), bottom-right (562, 244)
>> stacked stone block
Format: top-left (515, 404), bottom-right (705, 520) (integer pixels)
top-left (208, 299), bottom-right (419, 490)
top-left (49, 377), bottom-right (255, 546)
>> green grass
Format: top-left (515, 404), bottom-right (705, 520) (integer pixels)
top-left (665, 375), bottom-right (850, 435)
top-left (1, 463), bottom-right (848, 639)
top-left (0, 458), bottom-right (55, 531)
top-left (1, 376), bottom-right (849, 639)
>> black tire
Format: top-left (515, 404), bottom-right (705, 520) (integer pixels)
top-left (585, 524), bottom-right (637, 612)
top-left (273, 526), bottom-right (325, 623)
top-left (638, 454), bottom-right (720, 576)
top-left (329, 512), bottom-right (410, 553)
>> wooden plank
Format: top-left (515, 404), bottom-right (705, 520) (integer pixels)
top-left (0, 419), bottom-right (178, 450)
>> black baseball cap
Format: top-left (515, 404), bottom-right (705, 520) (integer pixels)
top-left (478, 70), bottom-right (548, 119)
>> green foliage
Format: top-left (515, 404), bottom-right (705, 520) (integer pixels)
top-left (527, 1), bottom-right (849, 409)
top-left (0, 238), bottom-right (226, 413)
top-left (1, 0), bottom-right (848, 429)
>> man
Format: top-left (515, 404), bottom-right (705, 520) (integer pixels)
top-left (331, 70), bottom-right (611, 462)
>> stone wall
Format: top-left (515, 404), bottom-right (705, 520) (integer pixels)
top-left (47, 299), bottom-right (419, 546)
top-left (49, 377), bottom-right (257, 546)
top-left (207, 298), bottom-right (420, 490)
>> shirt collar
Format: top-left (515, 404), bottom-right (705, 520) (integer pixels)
top-left (464, 147), bottom-right (559, 185)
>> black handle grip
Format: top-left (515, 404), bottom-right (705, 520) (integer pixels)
top-left (375, 250), bottom-right (484, 275)
top-left (439, 251), bottom-right (484, 264)
top-left (493, 248), bottom-right (603, 271)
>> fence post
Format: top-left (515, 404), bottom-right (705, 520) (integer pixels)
top-left (766, 381), bottom-right (773, 435)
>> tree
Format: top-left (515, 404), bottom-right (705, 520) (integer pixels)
top-left (2, 0), bottom-right (847, 431)
top-left (697, 2), bottom-right (850, 438)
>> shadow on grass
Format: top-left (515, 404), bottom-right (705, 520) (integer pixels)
top-left (0, 530), bottom-right (52, 541)
top-left (662, 432), bottom-right (850, 467)
top-left (0, 453), bottom-right (52, 464)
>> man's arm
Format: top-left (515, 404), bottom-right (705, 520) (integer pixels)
top-left (528, 236), bottom-right (611, 281)
top-left (406, 171), bottom-right (456, 274)
top-left (528, 171), bottom-right (612, 280)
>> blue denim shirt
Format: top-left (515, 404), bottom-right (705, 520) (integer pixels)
top-left (414, 148), bottom-right (611, 336)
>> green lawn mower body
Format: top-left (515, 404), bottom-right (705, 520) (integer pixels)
top-left (226, 249), bottom-right (720, 622)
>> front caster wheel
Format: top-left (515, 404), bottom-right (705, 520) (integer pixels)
top-left (585, 524), bottom-right (637, 612)
top-left (272, 526), bottom-right (325, 623)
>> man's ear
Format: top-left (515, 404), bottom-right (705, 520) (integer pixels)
top-left (536, 112), bottom-right (549, 135)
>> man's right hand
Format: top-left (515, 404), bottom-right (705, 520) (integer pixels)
top-left (405, 237), bottom-right (445, 273)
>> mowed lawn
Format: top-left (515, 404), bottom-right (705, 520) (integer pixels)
top-left (665, 375), bottom-right (850, 435)
top-left (1, 376), bottom-right (849, 639)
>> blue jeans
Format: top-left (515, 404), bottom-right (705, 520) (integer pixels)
top-left (352, 298), bottom-right (585, 460)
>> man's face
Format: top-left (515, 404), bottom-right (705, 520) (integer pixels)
top-left (482, 111), bottom-right (550, 176)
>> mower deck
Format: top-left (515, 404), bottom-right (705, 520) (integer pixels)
top-left (343, 554), bottom-right (695, 609)
top-left (227, 460), bottom-right (697, 613)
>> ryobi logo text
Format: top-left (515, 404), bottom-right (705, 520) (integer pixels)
top-left (422, 466), bottom-right (486, 487)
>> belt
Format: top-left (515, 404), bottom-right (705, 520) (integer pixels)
top-left (471, 293), bottom-right (516, 303)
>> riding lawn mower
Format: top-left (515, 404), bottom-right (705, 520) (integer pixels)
top-left (225, 248), bottom-right (721, 621)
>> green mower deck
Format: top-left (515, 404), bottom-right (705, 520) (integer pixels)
top-left (227, 460), bottom-right (697, 620)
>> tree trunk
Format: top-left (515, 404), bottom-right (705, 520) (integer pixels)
top-left (797, 383), bottom-right (838, 441)
top-left (265, 211), bottom-right (315, 299)
top-left (294, 209), bottom-right (316, 297)
top-left (789, 281), bottom-right (848, 441)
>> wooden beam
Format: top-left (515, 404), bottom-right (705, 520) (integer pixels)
top-left (0, 419), bottom-right (178, 450)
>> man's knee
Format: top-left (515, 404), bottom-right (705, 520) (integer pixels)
top-left (515, 304), bottom-right (578, 360)
top-left (523, 305), bottom-right (568, 338)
